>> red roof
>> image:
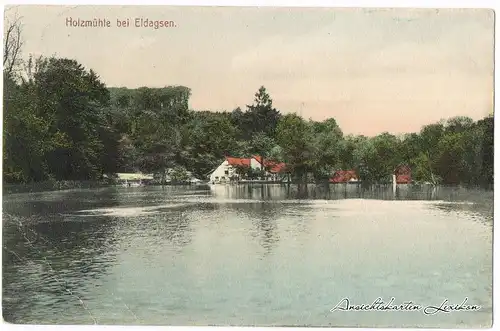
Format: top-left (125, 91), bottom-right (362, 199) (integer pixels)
top-left (394, 165), bottom-right (411, 175)
top-left (394, 165), bottom-right (412, 184)
top-left (253, 155), bottom-right (286, 173)
top-left (329, 170), bottom-right (359, 183)
top-left (395, 175), bottom-right (412, 184)
top-left (226, 157), bottom-right (251, 167)
top-left (264, 161), bottom-right (286, 173)
top-left (225, 155), bottom-right (286, 173)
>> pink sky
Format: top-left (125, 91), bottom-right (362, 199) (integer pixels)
top-left (5, 6), bottom-right (494, 135)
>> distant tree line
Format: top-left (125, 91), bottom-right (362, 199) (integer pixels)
top-left (3, 20), bottom-right (493, 188)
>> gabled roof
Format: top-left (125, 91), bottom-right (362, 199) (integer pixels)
top-left (226, 156), bottom-right (251, 167)
top-left (329, 170), bottom-right (359, 183)
top-left (223, 155), bottom-right (287, 173)
top-left (395, 174), bottom-right (412, 184)
top-left (264, 160), bottom-right (286, 173)
top-left (394, 164), bottom-right (412, 175)
top-left (394, 165), bottom-right (412, 183)
top-left (252, 155), bottom-right (286, 173)
top-left (252, 155), bottom-right (263, 164)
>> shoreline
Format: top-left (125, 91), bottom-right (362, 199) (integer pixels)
top-left (2, 180), bottom-right (493, 195)
top-left (2, 180), bottom-right (112, 195)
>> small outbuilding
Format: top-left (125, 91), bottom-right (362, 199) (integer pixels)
top-left (394, 165), bottom-right (412, 184)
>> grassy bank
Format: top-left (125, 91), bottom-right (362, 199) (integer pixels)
top-left (2, 180), bottom-right (113, 194)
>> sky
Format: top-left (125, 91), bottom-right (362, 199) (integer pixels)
top-left (4, 5), bottom-right (494, 136)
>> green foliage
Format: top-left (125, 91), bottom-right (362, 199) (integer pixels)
top-left (232, 165), bottom-right (265, 180)
top-left (310, 118), bottom-right (344, 181)
top-left (276, 113), bottom-right (316, 179)
top-left (476, 115), bottom-right (494, 186)
top-left (245, 86), bottom-right (281, 138)
top-left (170, 166), bottom-right (190, 183)
top-left (4, 57), bottom-right (117, 182)
top-left (249, 131), bottom-right (276, 169)
top-left (246, 167), bottom-right (266, 180)
top-left (3, 52), bottom-right (493, 188)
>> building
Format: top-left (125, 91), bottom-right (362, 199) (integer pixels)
top-left (209, 155), bottom-right (286, 183)
top-left (329, 170), bottom-right (360, 183)
top-left (153, 168), bottom-right (202, 184)
top-left (208, 157), bottom-right (256, 183)
top-left (393, 165), bottom-right (412, 184)
top-left (116, 173), bottom-right (154, 186)
top-left (252, 156), bottom-right (287, 181)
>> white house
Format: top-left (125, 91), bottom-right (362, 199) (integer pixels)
top-left (208, 155), bottom-right (286, 183)
top-left (209, 156), bottom-right (256, 183)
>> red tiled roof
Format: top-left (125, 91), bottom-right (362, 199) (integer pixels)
top-left (396, 175), bottom-right (412, 184)
top-left (253, 155), bottom-right (286, 173)
top-left (394, 165), bottom-right (412, 184)
top-left (265, 161), bottom-right (286, 173)
top-left (225, 155), bottom-right (286, 173)
top-left (394, 165), bottom-right (411, 175)
top-left (329, 170), bottom-right (359, 183)
top-left (226, 157), bottom-right (251, 167)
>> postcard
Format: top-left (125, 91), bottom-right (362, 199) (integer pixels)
top-left (2, 4), bottom-right (494, 328)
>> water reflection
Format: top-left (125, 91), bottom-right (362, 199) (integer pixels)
top-left (430, 202), bottom-right (493, 225)
top-left (248, 203), bottom-right (282, 256)
top-left (3, 189), bottom-right (123, 324)
top-left (2, 184), bottom-right (493, 326)
top-left (208, 183), bottom-right (493, 205)
top-left (152, 208), bottom-right (194, 248)
top-left (2, 188), bottom-right (121, 219)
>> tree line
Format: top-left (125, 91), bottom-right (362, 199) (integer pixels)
top-left (3, 21), bottom-right (493, 188)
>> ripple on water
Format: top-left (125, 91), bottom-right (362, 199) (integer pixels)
top-left (2, 186), bottom-right (493, 327)
top-left (74, 203), bottom-right (189, 217)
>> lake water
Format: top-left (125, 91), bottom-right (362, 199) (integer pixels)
top-left (2, 184), bottom-right (493, 327)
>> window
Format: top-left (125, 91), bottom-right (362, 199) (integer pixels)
top-left (215, 176), bottom-right (219, 180)
top-left (224, 170), bottom-right (229, 175)
top-left (221, 176), bottom-right (226, 180)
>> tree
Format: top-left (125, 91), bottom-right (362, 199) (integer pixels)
top-left (3, 19), bottom-right (57, 183)
top-left (445, 116), bottom-right (474, 135)
top-left (276, 113), bottom-right (315, 181)
top-left (2, 25), bottom-right (493, 189)
top-left (353, 133), bottom-right (401, 183)
top-left (338, 135), bottom-right (365, 170)
top-left (3, 14), bottom-right (23, 78)
top-left (179, 111), bottom-right (238, 178)
top-left (411, 152), bottom-right (441, 185)
top-left (399, 133), bottom-right (421, 165)
top-left (170, 166), bottom-right (190, 183)
top-left (476, 115), bottom-right (494, 186)
top-left (420, 122), bottom-right (445, 156)
top-left (435, 132), bottom-right (466, 184)
top-left (3, 74), bottom-right (54, 182)
top-left (245, 86), bottom-right (281, 138)
top-left (310, 118), bottom-right (344, 181)
top-left (27, 57), bottom-right (114, 180)
top-left (230, 106), bottom-right (247, 139)
top-left (249, 132), bottom-right (275, 171)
